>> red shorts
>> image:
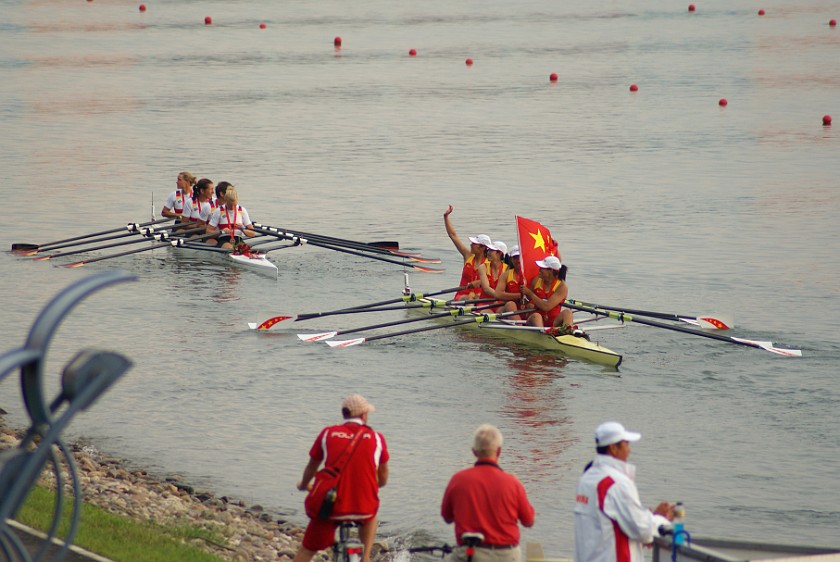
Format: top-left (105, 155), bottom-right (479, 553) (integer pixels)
top-left (302, 516), bottom-right (374, 552)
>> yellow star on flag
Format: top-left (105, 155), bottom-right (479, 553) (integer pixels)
top-left (529, 229), bottom-right (547, 253)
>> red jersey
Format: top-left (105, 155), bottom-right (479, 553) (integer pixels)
top-left (441, 459), bottom-right (535, 546)
top-left (309, 421), bottom-right (389, 519)
top-left (532, 277), bottom-right (562, 325)
top-left (455, 255), bottom-right (490, 301)
top-left (481, 263), bottom-right (508, 299)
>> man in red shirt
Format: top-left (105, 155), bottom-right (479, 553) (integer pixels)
top-left (441, 424), bottom-right (535, 562)
top-left (292, 394), bottom-right (389, 562)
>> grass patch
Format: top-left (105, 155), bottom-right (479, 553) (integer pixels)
top-left (15, 485), bottom-right (229, 562)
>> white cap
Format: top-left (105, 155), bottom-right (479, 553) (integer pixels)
top-left (509, 244), bottom-right (520, 257)
top-left (489, 241), bottom-right (507, 255)
top-left (342, 394), bottom-right (375, 416)
top-left (535, 255), bottom-right (562, 270)
top-left (595, 421), bottom-right (641, 447)
top-left (468, 234), bottom-right (492, 247)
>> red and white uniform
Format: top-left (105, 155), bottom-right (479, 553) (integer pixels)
top-left (208, 204), bottom-right (252, 238)
top-left (308, 420), bottom-right (389, 519)
top-left (183, 198), bottom-right (216, 224)
top-left (574, 455), bottom-right (669, 562)
top-left (441, 459), bottom-right (535, 547)
top-left (164, 189), bottom-right (190, 217)
top-left (455, 255), bottom-right (490, 301)
top-left (532, 278), bottom-right (562, 325)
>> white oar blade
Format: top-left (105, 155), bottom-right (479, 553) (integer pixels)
top-left (732, 338), bottom-right (802, 357)
top-left (325, 338), bottom-right (367, 348)
top-left (297, 332), bottom-right (338, 342)
top-left (249, 315), bottom-right (298, 330)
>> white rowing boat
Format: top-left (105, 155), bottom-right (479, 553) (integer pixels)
top-left (410, 297), bottom-right (623, 368)
top-left (171, 241), bottom-right (278, 278)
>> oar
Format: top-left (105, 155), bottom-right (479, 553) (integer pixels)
top-left (63, 232), bottom-right (217, 268)
top-left (566, 298), bottom-right (733, 330)
top-left (324, 308), bottom-right (536, 348)
top-left (251, 225), bottom-right (445, 273)
top-left (248, 285), bottom-right (467, 330)
top-left (252, 223), bottom-right (440, 263)
top-left (253, 223), bottom-right (402, 252)
top-left (19, 221), bottom-right (196, 256)
top-left (298, 302), bottom-right (502, 342)
top-left (11, 217), bottom-right (173, 253)
top-left (562, 302), bottom-right (801, 357)
top-left (32, 227), bottom-right (204, 261)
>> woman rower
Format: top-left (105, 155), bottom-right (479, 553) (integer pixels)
top-left (495, 244), bottom-right (525, 317)
top-left (520, 255), bottom-right (575, 332)
top-left (162, 171), bottom-right (197, 221)
top-left (476, 240), bottom-right (509, 304)
top-left (443, 205), bottom-right (491, 302)
top-left (207, 187), bottom-right (256, 249)
top-left (181, 178), bottom-right (215, 233)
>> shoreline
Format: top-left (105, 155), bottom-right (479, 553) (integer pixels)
top-left (0, 420), bottom-right (322, 562)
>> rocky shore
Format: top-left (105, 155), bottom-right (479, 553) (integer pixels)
top-left (0, 421), bottom-right (332, 562)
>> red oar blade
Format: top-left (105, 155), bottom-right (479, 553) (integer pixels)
top-left (325, 338), bottom-right (367, 348)
top-left (248, 315), bottom-right (297, 330)
top-left (297, 331), bottom-right (338, 342)
top-left (409, 256), bottom-right (442, 264)
top-left (63, 261), bottom-right (88, 268)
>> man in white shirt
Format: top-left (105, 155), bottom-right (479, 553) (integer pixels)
top-left (574, 422), bottom-right (673, 562)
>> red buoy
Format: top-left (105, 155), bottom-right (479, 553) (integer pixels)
top-left (465, 58), bottom-right (474, 66)
top-left (758, 9), bottom-right (765, 16)
top-left (830, 19), bottom-right (837, 27)
top-left (409, 48), bottom-right (417, 56)
top-left (334, 36), bottom-right (342, 47)
top-left (204, 16), bottom-right (212, 25)
top-left (719, 98), bottom-right (728, 107)
top-left (549, 73), bottom-right (558, 82)
top-left (139, 4), bottom-right (146, 12)
top-left (823, 115), bottom-right (833, 126)
top-left (260, 23), bottom-right (266, 29)
top-left (688, 4), bottom-right (696, 12)
top-left (629, 83), bottom-right (638, 92)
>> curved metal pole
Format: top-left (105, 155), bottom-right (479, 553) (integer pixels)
top-left (21, 270), bottom-right (136, 426)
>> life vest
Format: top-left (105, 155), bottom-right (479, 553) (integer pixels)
top-left (482, 262), bottom-right (509, 299)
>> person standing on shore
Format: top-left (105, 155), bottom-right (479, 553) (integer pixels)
top-left (441, 424), bottom-right (535, 562)
top-left (292, 394), bottom-right (389, 562)
top-left (574, 421), bottom-right (673, 562)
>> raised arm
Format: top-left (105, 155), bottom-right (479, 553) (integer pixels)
top-left (443, 205), bottom-right (471, 261)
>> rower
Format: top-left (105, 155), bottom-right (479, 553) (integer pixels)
top-left (181, 178), bottom-right (215, 234)
top-left (443, 205), bottom-right (491, 302)
top-left (162, 171), bottom-right (197, 221)
top-left (476, 240), bottom-right (509, 305)
top-left (495, 244), bottom-right (525, 317)
top-left (207, 187), bottom-right (256, 249)
top-left (520, 255), bottom-right (574, 332)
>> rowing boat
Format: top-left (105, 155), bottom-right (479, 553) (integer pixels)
top-left (409, 297), bottom-right (623, 368)
top-left (171, 241), bottom-right (278, 278)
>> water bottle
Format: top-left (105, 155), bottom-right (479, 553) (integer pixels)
top-left (673, 502), bottom-right (686, 545)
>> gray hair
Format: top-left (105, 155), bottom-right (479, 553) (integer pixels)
top-left (472, 424), bottom-right (503, 457)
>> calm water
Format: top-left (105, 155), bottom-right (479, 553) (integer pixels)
top-left (1, 0), bottom-right (838, 555)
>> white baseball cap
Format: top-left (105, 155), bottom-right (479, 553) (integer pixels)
top-left (489, 241), bottom-right (508, 255)
top-left (535, 255), bottom-right (562, 270)
top-left (508, 244), bottom-right (520, 257)
top-left (468, 234), bottom-right (492, 247)
top-left (595, 421), bottom-right (641, 447)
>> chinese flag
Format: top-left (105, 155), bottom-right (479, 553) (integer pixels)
top-left (516, 216), bottom-right (559, 286)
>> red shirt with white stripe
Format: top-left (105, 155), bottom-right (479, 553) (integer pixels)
top-left (308, 420), bottom-right (389, 519)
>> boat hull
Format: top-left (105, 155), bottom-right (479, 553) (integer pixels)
top-left (411, 298), bottom-right (622, 368)
top-left (171, 243), bottom-right (278, 277)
